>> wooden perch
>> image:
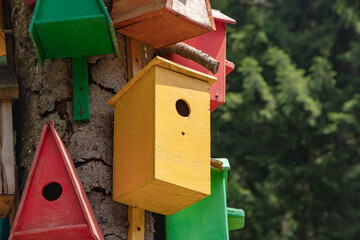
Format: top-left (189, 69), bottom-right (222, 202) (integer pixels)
top-left (156, 42), bottom-right (219, 74)
top-left (211, 159), bottom-right (224, 170)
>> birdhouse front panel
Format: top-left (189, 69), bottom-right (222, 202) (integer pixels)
top-left (108, 57), bottom-right (216, 215)
top-left (165, 10), bottom-right (236, 112)
top-left (154, 66), bottom-right (211, 194)
top-left (32, 0), bottom-right (115, 59)
top-left (10, 122), bottom-right (105, 240)
top-left (111, 0), bottom-right (215, 48)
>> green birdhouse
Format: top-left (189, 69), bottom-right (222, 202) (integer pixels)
top-left (28, 0), bottom-right (120, 122)
top-left (165, 158), bottom-right (245, 240)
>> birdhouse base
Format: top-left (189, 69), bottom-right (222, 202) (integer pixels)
top-left (12, 224), bottom-right (96, 240)
top-left (0, 195), bottom-right (14, 218)
top-left (114, 179), bottom-right (208, 216)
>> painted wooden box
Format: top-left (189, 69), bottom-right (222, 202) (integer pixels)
top-left (107, 56), bottom-right (216, 215)
top-left (165, 10), bottom-right (236, 112)
top-left (9, 121), bottom-right (105, 240)
top-left (28, 0), bottom-right (120, 122)
top-left (165, 159), bottom-right (245, 239)
top-left (111, 0), bottom-right (216, 49)
top-left (0, 66), bottom-right (18, 219)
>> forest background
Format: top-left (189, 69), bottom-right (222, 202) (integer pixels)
top-left (211, 0), bottom-right (360, 239)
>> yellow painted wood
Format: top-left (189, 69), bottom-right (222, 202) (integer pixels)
top-left (128, 206), bottom-right (145, 239)
top-left (108, 56), bottom-right (215, 215)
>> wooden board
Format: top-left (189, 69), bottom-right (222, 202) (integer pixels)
top-left (126, 37), bottom-right (145, 240)
top-left (111, 0), bottom-right (215, 49)
top-left (0, 66), bottom-right (19, 99)
top-left (0, 195), bottom-right (14, 218)
top-left (0, 99), bottom-right (15, 218)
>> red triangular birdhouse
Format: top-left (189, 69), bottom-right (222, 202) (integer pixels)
top-left (9, 121), bottom-right (104, 240)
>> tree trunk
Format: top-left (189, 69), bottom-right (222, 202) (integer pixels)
top-left (10, 1), bottom-right (155, 239)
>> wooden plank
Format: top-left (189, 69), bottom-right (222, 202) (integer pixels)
top-left (128, 206), bottom-right (145, 240)
top-left (126, 37), bottom-right (145, 240)
top-left (126, 38), bottom-right (142, 80)
top-left (1, 100), bottom-right (15, 195)
top-left (0, 195), bottom-right (14, 218)
top-left (72, 57), bottom-right (90, 122)
top-left (0, 99), bottom-right (15, 218)
top-left (0, 66), bottom-right (19, 99)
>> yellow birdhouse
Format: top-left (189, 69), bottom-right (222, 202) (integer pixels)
top-left (107, 57), bottom-right (216, 216)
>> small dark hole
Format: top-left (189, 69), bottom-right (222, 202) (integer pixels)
top-left (176, 100), bottom-right (190, 117)
top-left (42, 182), bottom-right (62, 201)
top-left (137, 227), bottom-right (141, 231)
top-left (182, 132), bottom-right (185, 136)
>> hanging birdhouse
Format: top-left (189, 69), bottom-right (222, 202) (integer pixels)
top-left (165, 9), bottom-right (236, 112)
top-left (165, 158), bottom-right (245, 240)
top-left (0, 66), bottom-right (18, 219)
top-left (9, 121), bottom-right (105, 240)
top-left (111, 0), bottom-right (216, 49)
top-left (28, 0), bottom-right (120, 122)
top-left (107, 56), bottom-right (216, 215)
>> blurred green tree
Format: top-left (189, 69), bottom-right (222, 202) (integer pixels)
top-left (210, 0), bottom-right (360, 239)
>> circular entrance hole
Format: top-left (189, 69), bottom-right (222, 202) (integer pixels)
top-left (176, 99), bottom-right (190, 117)
top-left (42, 182), bottom-right (62, 201)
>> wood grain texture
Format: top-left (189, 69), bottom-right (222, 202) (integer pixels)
top-left (126, 38), bottom-right (142, 80)
top-left (0, 66), bottom-right (19, 99)
top-left (125, 37), bottom-right (145, 240)
top-left (0, 99), bottom-right (15, 218)
top-left (111, 0), bottom-right (215, 48)
top-left (109, 57), bottom-right (213, 215)
top-left (1, 100), bottom-right (15, 195)
top-left (128, 206), bottom-right (145, 239)
top-left (0, 195), bottom-right (14, 218)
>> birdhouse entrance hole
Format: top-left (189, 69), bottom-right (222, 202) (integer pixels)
top-left (176, 99), bottom-right (190, 117)
top-left (42, 182), bottom-right (62, 201)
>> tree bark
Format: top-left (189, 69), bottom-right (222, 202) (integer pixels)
top-left (10, 1), bottom-right (154, 239)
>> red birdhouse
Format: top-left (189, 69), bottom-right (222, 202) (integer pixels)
top-left (165, 9), bottom-right (236, 112)
top-left (9, 121), bottom-right (104, 240)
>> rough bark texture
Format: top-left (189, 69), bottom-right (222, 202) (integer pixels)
top-left (10, 1), bottom-right (155, 239)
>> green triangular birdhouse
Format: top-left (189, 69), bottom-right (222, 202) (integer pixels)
top-left (28, 0), bottom-right (120, 122)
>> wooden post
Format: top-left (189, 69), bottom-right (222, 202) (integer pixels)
top-left (126, 37), bottom-right (145, 240)
top-left (0, 66), bottom-right (18, 218)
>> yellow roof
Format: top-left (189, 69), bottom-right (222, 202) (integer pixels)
top-left (108, 56), bottom-right (217, 106)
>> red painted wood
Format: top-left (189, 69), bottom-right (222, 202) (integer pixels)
top-left (26, 0), bottom-right (37, 7)
top-left (165, 9), bottom-right (236, 112)
top-left (9, 120), bottom-right (104, 240)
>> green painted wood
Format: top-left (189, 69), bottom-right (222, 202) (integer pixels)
top-left (28, 0), bottom-right (120, 122)
top-left (72, 57), bottom-right (90, 122)
top-left (165, 158), bottom-right (245, 240)
top-left (228, 208), bottom-right (245, 231)
top-left (0, 56), bottom-right (7, 66)
top-left (28, 0), bottom-right (119, 64)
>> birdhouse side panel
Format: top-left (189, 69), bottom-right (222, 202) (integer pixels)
top-left (111, 0), bottom-right (166, 27)
top-left (118, 179), bottom-right (207, 216)
top-left (165, 169), bottom-right (229, 239)
top-left (154, 66), bottom-right (211, 196)
top-left (112, 69), bottom-right (156, 201)
top-left (35, 17), bottom-right (114, 59)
